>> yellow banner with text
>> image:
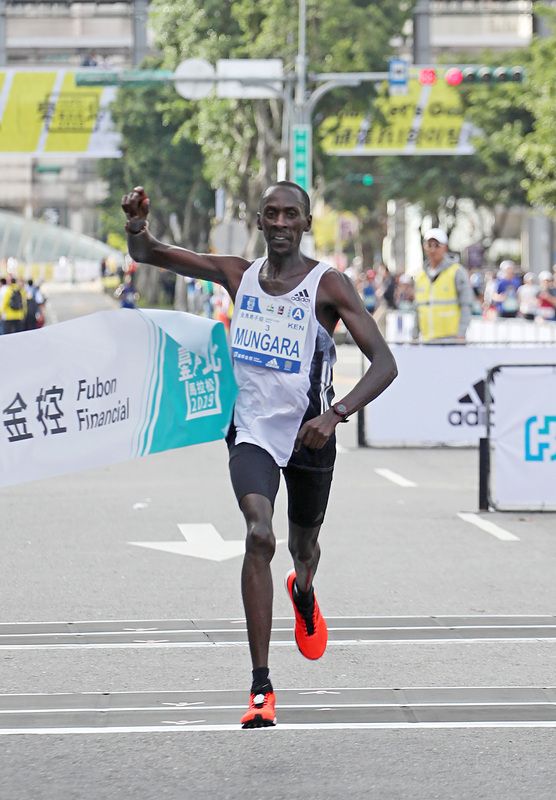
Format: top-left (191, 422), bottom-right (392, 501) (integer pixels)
top-left (320, 79), bottom-right (477, 156)
top-left (0, 69), bottom-right (121, 157)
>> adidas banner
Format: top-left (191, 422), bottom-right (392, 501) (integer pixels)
top-left (364, 345), bottom-right (554, 447)
top-left (0, 309), bottom-right (237, 488)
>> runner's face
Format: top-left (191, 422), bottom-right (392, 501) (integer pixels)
top-left (257, 187), bottom-right (311, 255)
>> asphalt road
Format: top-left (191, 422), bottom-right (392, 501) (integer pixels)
top-left (1, 284), bottom-right (556, 799)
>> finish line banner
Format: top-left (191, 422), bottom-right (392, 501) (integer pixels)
top-left (0, 310), bottom-right (237, 488)
top-left (0, 69), bottom-right (121, 158)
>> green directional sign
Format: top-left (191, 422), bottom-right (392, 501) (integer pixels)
top-left (75, 70), bottom-right (174, 87)
top-left (291, 124), bottom-right (312, 192)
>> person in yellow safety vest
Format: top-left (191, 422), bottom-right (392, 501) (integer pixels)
top-left (1, 277), bottom-right (27, 335)
top-left (413, 228), bottom-right (473, 343)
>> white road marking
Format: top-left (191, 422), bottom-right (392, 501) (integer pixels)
top-left (3, 722), bottom-right (556, 735)
top-left (375, 468), bottom-right (417, 488)
top-left (129, 523), bottom-right (285, 561)
top-left (3, 637), bottom-right (556, 651)
top-left (129, 523), bottom-right (245, 562)
top-left (458, 513), bottom-right (520, 542)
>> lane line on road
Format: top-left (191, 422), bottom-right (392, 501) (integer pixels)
top-left (2, 616), bottom-right (556, 649)
top-left (458, 512), bottom-right (520, 542)
top-left (3, 638), bottom-right (556, 651)
top-left (5, 721), bottom-right (556, 734)
top-left (375, 468), bottom-right (417, 488)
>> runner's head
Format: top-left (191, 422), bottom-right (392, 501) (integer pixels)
top-left (258, 182), bottom-right (312, 256)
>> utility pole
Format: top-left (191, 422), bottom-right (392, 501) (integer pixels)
top-left (132, 0), bottom-right (149, 66)
top-left (0, 0), bottom-right (6, 67)
top-left (295, 0), bottom-right (307, 121)
top-left (290, 0), bottom-right (313, 193)
top-left (413, 0), bottom-right (431, 65)
top-left (533, 0), bottom-right (556, 37)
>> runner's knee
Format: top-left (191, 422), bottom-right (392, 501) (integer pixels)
top-left (245, 521), bottom-right (276, 560)
top-left (288, 525), bottom-right (319, 563)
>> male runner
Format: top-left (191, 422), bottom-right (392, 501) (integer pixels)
top-left (122, 181), bottom-right (397, 728)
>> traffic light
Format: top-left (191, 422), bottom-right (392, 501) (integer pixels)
top-left (460, 65), bottom-right (525, 84)
top-left (345, 173), bottom-right (374, 186)
top-left (416, 66), bottom-right (525, 87)
top-left (418, 68), bottom-right (437, 86)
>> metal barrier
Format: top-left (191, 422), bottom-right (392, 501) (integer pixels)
top-left (385, 311), bottom-right (556, 345)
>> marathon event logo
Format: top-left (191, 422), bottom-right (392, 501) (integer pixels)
top-left (448, 379), bottom-right (492, 427)
top-left (524, 416), bottom-right (556, 462)
top-left (240, 295), bottom-right (262, 314)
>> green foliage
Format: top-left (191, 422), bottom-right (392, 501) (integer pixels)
top-left (97, 61), bottom-right (213, 247)
top-left (149, 0), bottom-right (413, 236)
top-left (516, 11), bottom-right (556, 208)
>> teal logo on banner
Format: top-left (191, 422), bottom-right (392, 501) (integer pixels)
top-left (524, 415), bottom-right (556, 462)
top-left (148, 321), bottom-right (236, 454)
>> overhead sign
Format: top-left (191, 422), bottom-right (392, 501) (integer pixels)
top-left (364, 345), bottom-right (554, 447)
top-left (174, 58), bottom-right (283, 100)
top-left (489, 364), bottom-right (556, 511)
top-left (0, 309), bottom-right (236, 488)
top-left (320, 79), bottom-right (477, 156)
top-left (388, 57), bottom-right (409, 96)
top-left (0, 69), bottom-right (121, 158)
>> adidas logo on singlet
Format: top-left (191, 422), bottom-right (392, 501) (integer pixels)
top-left (291, 288), bottom-right (310, 303)
top-left (266, 358), bottom-right (280, 369)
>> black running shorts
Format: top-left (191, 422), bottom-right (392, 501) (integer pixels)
top-left (227, 441), bottom-right (334, 529)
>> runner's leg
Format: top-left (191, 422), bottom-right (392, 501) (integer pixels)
top-left (283, 467), bottom-right (333, 660)
top-left (288, 520), bottom-right (321, 593)
top-left (228, 442), bottom-right (281, 670)
top-left (284, 466), bottom-right (333, 591)
top-left (239, 493), bottom-right (276, 669)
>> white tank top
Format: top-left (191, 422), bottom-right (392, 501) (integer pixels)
top-left (230, 257), bottom-right (334, 467)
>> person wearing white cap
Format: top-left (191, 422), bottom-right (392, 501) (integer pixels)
top-left (413, 228), bottom-right (473, 342)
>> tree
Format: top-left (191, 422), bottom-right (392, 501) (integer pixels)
top-left (98, 64), bottom-right (213, 304)
top-left (149, 0), bottom-right (413, 255)
top-left (516, 10), bottom-right (556, 209)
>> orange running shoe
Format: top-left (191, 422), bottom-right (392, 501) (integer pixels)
top-left (240, 691), bottom-right (277, 729)
top-left (285, 569), bottom-right (328, 660)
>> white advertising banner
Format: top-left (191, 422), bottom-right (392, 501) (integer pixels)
top-left (0, 309), bottom-right (237, 488)
top-left (491, 365), bottom-right (556, 511)
top-left (364, 345), bottom-right (555, 446)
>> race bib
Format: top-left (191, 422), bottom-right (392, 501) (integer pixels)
top-left (231, 293), bottom-right (310, 373)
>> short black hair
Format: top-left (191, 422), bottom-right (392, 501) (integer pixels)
top-left (261, 181), bottom-right (311, 216)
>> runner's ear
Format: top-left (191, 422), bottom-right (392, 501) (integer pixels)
top-left (304, 214), bottom-right (312, 232)
top-left (256, 212), bottom-right (263, 231)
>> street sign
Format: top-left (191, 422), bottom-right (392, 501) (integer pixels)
top-left (291, 124), bottom-right (312, 192)
top-left (388, 57), bottom-right (409, 96)
top-left (174, 58), bottom-right (215, 100)
top-left (216, 59), bottom-right (283, 99)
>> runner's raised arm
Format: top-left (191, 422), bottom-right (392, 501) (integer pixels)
top-left (122, 186), bottom-right (248, 298)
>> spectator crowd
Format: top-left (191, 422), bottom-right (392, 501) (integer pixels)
top-left (355, 259), bottom-right (556, 323)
